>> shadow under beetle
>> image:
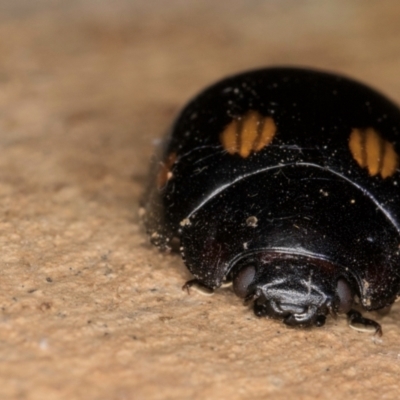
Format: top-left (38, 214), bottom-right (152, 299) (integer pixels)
top-left (141, 67), bottom-right (400, 335)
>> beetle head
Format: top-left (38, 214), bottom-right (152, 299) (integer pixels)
top-left (231, 254), bottom-right (354, 328)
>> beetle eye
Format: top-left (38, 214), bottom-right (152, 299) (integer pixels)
top-left (336, 278), bottom-right (353, 313)
top-left (233, 265), bottom-right (256, 298)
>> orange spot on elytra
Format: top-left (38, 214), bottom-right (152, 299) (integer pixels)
top-left (220, 111), bottom-right (276, 158)
top-left (365, 128), bottom-right (381, 176)
top-left (254, 116), bottom-right (276, 152)
top-left (157, 152), bottom-right (177, 189)
top-left (381, 139), bottom-right (398, 178)
top-left (239, 112), bottom-right (260, 158)
top-left (220, 119), bottom-right (238, 155)
top-left (349, 128), bottom-right (398, 178)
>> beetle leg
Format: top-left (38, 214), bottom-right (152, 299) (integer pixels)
top-left (347, 309), bottom-right (382, 336)
top-left (182, 279), bottom-right (215, 296)
top-left (243, 291), bottom-right (261, 306)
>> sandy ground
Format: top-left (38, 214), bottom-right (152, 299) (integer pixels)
top-left (1, 1), bottom-right (400, 399)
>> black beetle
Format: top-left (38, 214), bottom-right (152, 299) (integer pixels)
top-left (141, 67), bottom-right (400, 334)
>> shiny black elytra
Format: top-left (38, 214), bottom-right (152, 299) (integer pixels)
top-left (141, 67), bottom-right (400, 334)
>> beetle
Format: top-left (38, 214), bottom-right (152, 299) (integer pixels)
top-left (141, 67), bottom-right (400, 334)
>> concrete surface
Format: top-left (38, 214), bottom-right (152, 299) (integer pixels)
top-left (1, 1), bottom-right (400, 399)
